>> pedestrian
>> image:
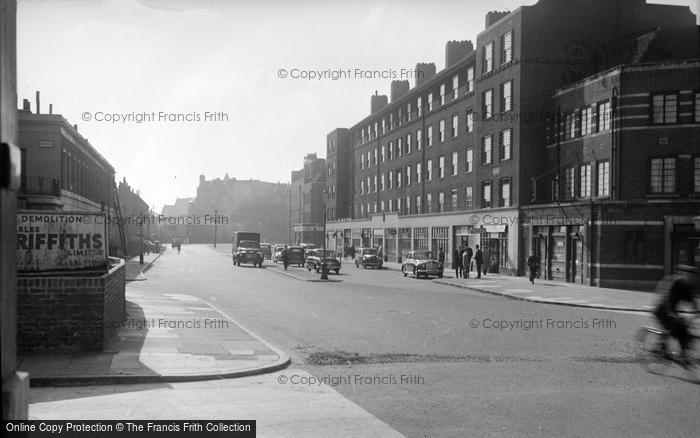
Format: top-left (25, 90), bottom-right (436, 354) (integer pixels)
top-left (462, 246), bottom-right (473, 278)
top-left (474, 245), bottom-right (483, 279)
top-left (453, 247), bottom-right (462, 278)
top-left (349, 245), bottom-right (356, 260)
top-left (527, 250), bottom-right (539, 284)
top-left (282, 245), bottom-right (289, 270)
top-left (438, 247), bottom-right (445, 265)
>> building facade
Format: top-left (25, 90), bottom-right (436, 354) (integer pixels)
top-left (117, 178), bottom-right (151, 257)
top-left (524, 60), bottom-right (700, 290)
top-left (325, 0), bottom-right (698, 284)
top-left (291, 153), bottom-right (327, 246)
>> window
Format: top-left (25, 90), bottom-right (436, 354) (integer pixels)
top-left (483, 89), bottom-right (493, 119)
top-left (466, 110), bottom-right (474, 133)
top-left (565, 167), bottom-right (576, 199)
top-left (439, 120), bottom-right (445, 142)
top-left (367, 176), bottom-right (371, 193)
top-left (417, 97), bottom-right (422, 117)
top-left (428, 126), bottom-right (433, 146)
top-left (367, 151), bottom-right (371, 166)
top-left (388, 141), bottom-right (393, 160)
top-left (438, 156), bottom-right (445, 179)
top-left (500, 179), bottom-right (511, 207)
top-left (406, 196), bottom-right (411, 215)
top-left (580, 164), bottom-right (591, 198)
top-left (388, 199), bottom-right (392, 211)
top-left (406, 134), bottom-right (412, 153)
top-left (426, 193), bottom-right (432, 213)
top-left (597, 101), bottom-right (611, 131)
top-left (381, 145), bottom-right (385, 162)
top-left (451, 189), bottom-right (458, 210)
top-left (466, 148), bottom-right (473, 173)
top-left (398, 138), bottom-right (403, 157)
top-left (440, 84), bottom-right (446, 106)
top-left (397, 197), bottom-right (402, 214)
top-left (389, 113), bottom-right (394, 130)
top-left (406, 165), bottom-right (411, 186)
top-left (481, 135), bottom-right (493, 164)
top-left (597, 161), bottom-right (610, 197)
top-left (398, 108), bottom-right (403, 126)
top-left (360, 204), bottom-right (364, 216)
top-left (407, 102), bottom-right (412, 122)
top-left (380, 200), bottom-right (385, 212)
top-left (427, 93), bottom-right (433, 112)
top-left (416, 195), bottom-right (422, 214)
top-left (373, 202), bottom-right (377, 213)
top-left (416, 162), bottom-right (422, 183)
top-left (452, 151), bottom-right (458, 175)
top-left (438, 192), bottom-right (445, 212)
top-left (652, 93), bottom-right (677, 124)
top-left (373, 175), bottom-right (377, 192)
top-left (501, 80), bottom-right (512, 112)
top-left (417, 129), bottom-right (422, 150)
top-left (426, 159), bottom-right (433, 181)
top-left (465, 186), bottom-right (473, 210)
top-left (695, 157), bottom-right (700, 192)
top-left (481, 181), bottom-right (492, 208)
top-left (650, 157), bottom-right (676, 193)
top-left (566, 111), bottom-right (578, 139)
top-left (484, 42), bottom-right (493, 73)
top-left (500, 129), bottom-right (512, 161)
top-left (360, 154), bottom-right (364, 170)
top-left (452, 114), bottom-right (459, 137)
top-left (380, 173), bottom-right (385, 191)
top-left (389, 170), bottom-right (393, 189)
top-left (581, 105), bottom-right (593, 135)
top-left (502, 30), bottom-right (513, 64)
top-left (467, 67), bottom-right (474, 93)
top-left (360, 180), bottom-right (364, 195)
top-left (452, 75), bottom-right (459, 99)
top-left (373, 148), bottom-right (377, 165)
top-left (382, 118), bottom-right (386, 134)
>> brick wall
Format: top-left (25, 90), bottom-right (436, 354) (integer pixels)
top-left (17, 258), bottom-right (125, 354)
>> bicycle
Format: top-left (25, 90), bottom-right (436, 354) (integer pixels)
top-left (635, 316), bottom-right (699, 381)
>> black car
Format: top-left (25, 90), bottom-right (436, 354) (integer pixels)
top-left (402, 250), bottom-right (444, 278)
top-left (305, 249), bottom-right (341, 274)
top-left (355, 247), bottom-right (383, 269)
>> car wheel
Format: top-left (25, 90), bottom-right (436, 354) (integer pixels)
top-left (413, 267), bottom-right (418, 278)
top-left (402, 266), bottom-right (407, 277)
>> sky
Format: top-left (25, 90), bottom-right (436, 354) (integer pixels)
top-left (16, 0), bottom-right (698, 211)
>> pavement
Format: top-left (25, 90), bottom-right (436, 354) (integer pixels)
top-left (125, 251), bottom-right (161, 281)
top-left (19, 251), bottom-right (290, 387)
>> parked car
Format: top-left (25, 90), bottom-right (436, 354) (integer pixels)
top-left (285, 246), bottom-right (305, 267)
top-left (272, 244), bottom-right (286, 263)
top-left (355, 247), bottom-right (383, 269)
top-left (260, 243), bottom-right (272, 260)
top-left (305, 249), bottom-right (341, 274)
top-left (402, 250), bottom-right (444, 278)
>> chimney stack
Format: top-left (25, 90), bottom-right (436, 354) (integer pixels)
top-left (390, 80), bottom-right (410, 102)
top-left (485, 10), bottom-right (509, 28)
top-left (414, 63), bottom-right (437, 87)
top-left (199, 175), bottom-right (206, 186)
top-left (36, 91), bottom-right (40, 114)
top-left (370, 91), bottom-right (388, 114)
top-left (73, 124), bottom-right (78, 131)
top-left (445, 40), bottom-right (474, 68)
top-left (22, 99), bottom-right (30, 112)
top-left (49, 104), bottom-right (53, 114)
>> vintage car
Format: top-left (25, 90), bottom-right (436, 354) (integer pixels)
top-left (402, 250), bottom-right (444, 278)
top-left (272, 244), bottom-right (286, 263)
top-left (233, 239), bottom-right (264, 268)
top-left (285, 246), bottom-right (306, 267)
top-left (259, 243), bottom-right (272, 260)
top-left (354, 247), bottom-right (383, 269)
top-left (305, 249), bottom-right (341, 274)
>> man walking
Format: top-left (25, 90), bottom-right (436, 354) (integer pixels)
top-left (282, 245), bottom-right (289, 270)
top-left (453, 247), bottom-right (463, 278)
top-left (462, 245), bottom-right (473, 278)
top-left (438, 247), bottom-right (445, 265)
top-left (474, 245), bottom-right (483, 279)
top-left (527, 250), bottom-right (539, 284)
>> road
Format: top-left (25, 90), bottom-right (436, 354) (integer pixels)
top-left (37, 244), bottom-right (700, 437)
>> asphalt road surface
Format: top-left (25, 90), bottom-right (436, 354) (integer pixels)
top-left (118, 245), bottom-right (700, 437)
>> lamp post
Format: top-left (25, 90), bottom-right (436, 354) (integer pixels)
top-left (320, 189), bottom-right (329, 280)
top-left (213, 208), bottom-right (218, 248)
top-left (139, 210), bottom-right (144, 265)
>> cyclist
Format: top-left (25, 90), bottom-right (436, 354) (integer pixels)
top-left (652, 265), bottom-right (700, 367)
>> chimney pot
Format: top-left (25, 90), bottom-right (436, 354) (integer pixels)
top-left (414, 63), bottom-right (437, 87)
top-left (36, 91), bottom-right (40, 114)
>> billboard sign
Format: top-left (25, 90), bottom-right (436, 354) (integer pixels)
top-left (17, 211), bottom-right (109, 272)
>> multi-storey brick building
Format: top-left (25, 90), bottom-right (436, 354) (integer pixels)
top-left (291, 153), bottom-right (327, 246)
top-left (325, 0), bottom-right (698, 284)
top-left (524, 60), bottom-right (700, 290)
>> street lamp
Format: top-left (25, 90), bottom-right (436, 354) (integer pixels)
top-left (213, 208), bottom-right (218, 248)
top-left (139, 210), bottom-right (144, 265)
top-left (320, 188), bottom-right (329, 280)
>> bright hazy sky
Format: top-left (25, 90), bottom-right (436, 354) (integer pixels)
top-left (17, 0), bottom-right (698, 211)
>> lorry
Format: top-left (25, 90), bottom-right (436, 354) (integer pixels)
top-left (232, 231), bottom-right (264, 268)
